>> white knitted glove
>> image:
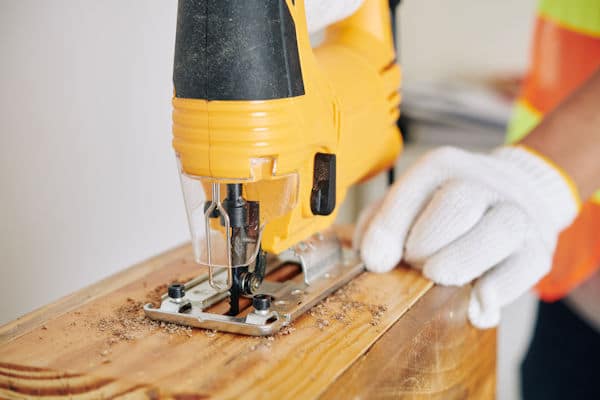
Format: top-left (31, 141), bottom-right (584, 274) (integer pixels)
top-left (305, 0), bottom-right (364, 33)
top-left (355, 146), bottom-right (580, 328)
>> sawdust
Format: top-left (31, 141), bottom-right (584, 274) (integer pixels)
top-left (241, 279), bottom-right (388, 352)
top-left (95, 309), bottom-right (192, 360)
top-left (95, 278), bottom-right (197, 349)
top-left (369, 304), bottom-right (388, 326)
top-left (96, 298), bottom-right (152, 342)
top-left (204, 329), bottom-right (218, 338)
top-left (308, 280), bottom-right (389, 329)
top-left (249, 336), bottom-right (275, 351)
top-left (146, 284), bottom-right (168, 307)
top-left (315, 318), bottom-right (330, 330)
top-left (278, 325), bottom-right (296, 336)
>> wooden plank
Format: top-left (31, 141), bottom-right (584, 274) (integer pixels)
top-left (0, 243), bottom-right (434, 399)
top-left (321, 285), bottom-right (497, 399)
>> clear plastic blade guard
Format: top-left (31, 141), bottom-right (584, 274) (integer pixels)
top-left (178, 159), bottom-right (298, 269)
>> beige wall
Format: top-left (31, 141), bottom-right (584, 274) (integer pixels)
top-left (399, 0), bottom-right (537, 82)
top-left (0, 0), bottom-right (186, 324)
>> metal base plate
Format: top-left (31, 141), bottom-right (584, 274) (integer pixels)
top-left (143, 232), bottom-right (364, 336)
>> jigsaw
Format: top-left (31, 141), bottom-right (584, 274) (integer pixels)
top-left (144, 0), bottom-right (402, 335)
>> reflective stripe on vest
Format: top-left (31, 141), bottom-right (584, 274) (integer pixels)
top-left (539, 0), bottom-right (600, 36)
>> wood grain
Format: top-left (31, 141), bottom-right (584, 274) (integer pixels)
top-left (0, 243), bottom-right (442, 399)
top-left (321, 285), bottom-right (497, 399)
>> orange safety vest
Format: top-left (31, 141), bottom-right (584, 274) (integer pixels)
top-left (507, 0), bottom-right (600, 301)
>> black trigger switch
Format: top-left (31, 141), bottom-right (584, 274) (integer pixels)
top-left (311, 153), bottom-right (336, 216)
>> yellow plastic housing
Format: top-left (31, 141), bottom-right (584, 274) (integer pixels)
top-left (172, 0), bottom-right (402, 254)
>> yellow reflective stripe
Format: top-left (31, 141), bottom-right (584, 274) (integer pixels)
top-left (506, 99), bottom-right (542, 144)
top-left (592, 190), bottom-right (600, 203)
top-left (538, 0), bottom-right (600, 37)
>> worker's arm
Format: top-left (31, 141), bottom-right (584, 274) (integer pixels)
top-left (522, 68), bottom-right (600, 200)
top-left (356, 68), bottom-right (600, 329)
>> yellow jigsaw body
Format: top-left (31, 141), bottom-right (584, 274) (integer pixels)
top-left (172, 0), bottom-right (401, 254)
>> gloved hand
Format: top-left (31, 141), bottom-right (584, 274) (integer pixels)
top-left (305, 0), bottom-right (364, 33)
top-left (354, 146), bottom-right (580, 328)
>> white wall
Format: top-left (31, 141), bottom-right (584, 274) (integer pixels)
top-left (399, 0), bottom-right (537, 81)
top-left (0, 0), bottom-right (186, 323)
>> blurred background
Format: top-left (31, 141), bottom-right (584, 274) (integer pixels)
top-left (0, 1), bottom-right (538, 398)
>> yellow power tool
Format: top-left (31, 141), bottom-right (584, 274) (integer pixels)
top-left (145, 0), bottom-right (402, 335)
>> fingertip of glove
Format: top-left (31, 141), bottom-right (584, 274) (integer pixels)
top-left (468, 290), bottom-right (500, 329)
top-left (361, 246), bottom-right (399, 273)
top-left (364, 260), bottom-right (395, 273)
top-left (361, 227), bottom-right (401, 273)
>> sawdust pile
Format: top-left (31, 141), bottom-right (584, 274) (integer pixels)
top-left (95, 277), bottom-right (198, 351)
top-left (96, 297), bottom-right (193, 343)
top-left (204, 329), bottom-right (218, 338)
top-left (146, 283), bottom-right (169, 308)
top-left (278, 325), bottom-right (296, 335)
top-left (249, 335), bottom-right (276, 351)
top-left (241, 281), bottom-right (388, 353)
top-left (308, 281), bottom-right (388, 330)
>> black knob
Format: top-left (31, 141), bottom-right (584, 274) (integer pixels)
top-left (252, 294), bottom-right (272, 311)
top-left (168, 283), bottom-right (185, 299)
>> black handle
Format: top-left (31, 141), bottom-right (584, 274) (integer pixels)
top-left (173, 0), bottom-right (305, 101)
